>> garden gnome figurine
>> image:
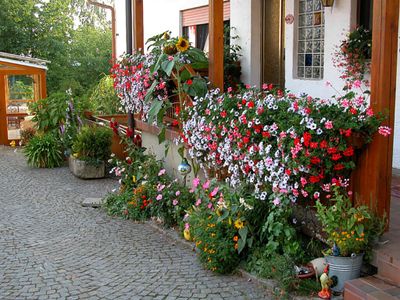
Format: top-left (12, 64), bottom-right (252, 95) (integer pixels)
top-left (332, 243), bottom-right (340, 256)
top-left (318, 265), bottom-right (332, 299)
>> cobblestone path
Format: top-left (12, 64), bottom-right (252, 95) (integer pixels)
top-left (0, 147), bottom-right (270, 300)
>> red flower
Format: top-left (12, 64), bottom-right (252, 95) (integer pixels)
top-left (186, 79), bottom-right (193, 85)
top-left (331, 153), bottom-right (342, 161)
top-left (349, 107), bottom-right (357, 115)
top-left (247, 101), bottom-right (255, 109)
top-left (340, 128), bottom-right (352, 137)
top-left (303, 132), bottom-right (312, 147)
top-left (243, 136), bottom-right (250, 144)
top-left (334, 164), bottom-right (345, 170)
top-left (220, 111), bottom-right (227, 118)
top-left (343, 146), bottom-right (354, 157)
top-left (126, 127), bottom-right (134, 138)
top-left (175, 106), bottom-right (180, 116)
top-left (310, 142), bottom-right (318, 149)
top-left (327, 147), bottom-right (337, 154)
top-left (310, 157), bottom-right (321, 164)
top-left (172, 119), bottom-right (179, 126)
top-left (320, 140), bottom-right (328, 149)
top-left (309, 176), bottom-right (320, 183)
top-left (262, 131), bottom-right (271, 138)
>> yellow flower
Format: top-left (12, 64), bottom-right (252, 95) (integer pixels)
top-left (132, 175), bottom-right (136, 183)
top-left (176, 37), bottom-right (189, 52)
top-left (234, 219), bottom-right (244, 229)
top-left (73, 153), bottom-right (79, 158)
top-left (210, 233), bottom-right (216, 237)
top-left (183, 228), bottom-right (191, 241)
top-left (9, 140), bottom-right (16, 148)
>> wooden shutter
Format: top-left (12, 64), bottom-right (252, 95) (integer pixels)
top-left (181, 1), bottom-right (230, 27)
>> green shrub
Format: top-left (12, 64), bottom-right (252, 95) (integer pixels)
top-left (72, 126), bottom-right (112, 165)
top-left (20, 127), bottom-right (36, 146)
top-left (29, 92), bottom-right (68, 133)
top-left (89, 75), bottom-right (121, 115)
top-left (23, 132), bottom-right (63, 168)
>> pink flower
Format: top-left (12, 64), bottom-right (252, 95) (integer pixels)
top-left (210, 187), bottom-right (219, 197)
top-left (272, 198), bottom-right (281, 206)
top-left (158, 169), bottom-right (166, 176)
top-left (172, 199), bottom-right (179, 206)
top-left (207, 203), bottom-right (213, 209)
top-left (184, 223), bottom-right (190, 229)
top-left (300, 177), bottom-right (307, 187)
top-left (353, 80), bottom-right (362, 88)
top-left (156, 194), bottom-right (163, 201)
top-left (378, 126), bottom-right (391, 137)
top-left (195, 199), bottom-right (202, 206)
top-left (366, 107), bottom-right (374, 116)
top-left (245, 84), bottom-right (251, 89)
top-left (202, 180), bottom-right (210, 190)
top-left (262, 83), bottom-right (268, 90)
top-left (313, 192), bottom-right (320, 199)
top-left (168, 55), bottom-right (174, 61)
top-left (227, 87), bottom-right (233, 93)
top-left (192, 177), bottom-right (200, 188)
top-left (175, 191), bottom-right (181, 196)
top-left (324, 121), bottom-right (333, 129)
top-left (157, 184), bottom-right (165, 192)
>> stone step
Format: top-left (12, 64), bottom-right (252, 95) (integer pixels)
top-left (344, 276), bottom-right (400, 300)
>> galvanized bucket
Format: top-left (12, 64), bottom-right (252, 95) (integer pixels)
top-left (326, 254), bottom-right (363, 293)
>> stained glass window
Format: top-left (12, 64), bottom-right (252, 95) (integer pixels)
top-left (297, 0), bottom-right (324, 79)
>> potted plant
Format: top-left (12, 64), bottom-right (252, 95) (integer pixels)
top-left (69, 125), bottom-right (112, 179)
top-left (315, 185), bottom-right (377, 293)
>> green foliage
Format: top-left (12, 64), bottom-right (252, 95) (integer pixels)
top-left (20, 127), bottom-right (36, 146)
top-left (315, 185), bottom-right (372, 256)
top-left (0, 0), bottom-right (112, 97)
top-left (23, 132), bottom-right (63, 168)
top-left (89, 75), bottom-right (121, 115)
top-left (224, 25), bottom-right (243, 90)
top-left (29, 92), bottom-right (68, 133)
top-left (72, 126), bottom-right (112, 165)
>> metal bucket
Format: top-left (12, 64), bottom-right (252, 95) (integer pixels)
top-left (326, 254), bottom-right (363, 293)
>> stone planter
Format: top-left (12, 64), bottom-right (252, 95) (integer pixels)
top-left (69, 156), bottom-right (105, 179)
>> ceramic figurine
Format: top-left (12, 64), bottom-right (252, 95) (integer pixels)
top-left (318, 265), bottom-right (332, 299)
top-left (332, 243), bottom-right (340, 256)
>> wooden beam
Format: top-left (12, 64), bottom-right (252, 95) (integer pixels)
top-left (352, 0), bottom-right (399, 222)
top-left (208, 0), bottom-right (224, 91)
top-left (133, 0), bottom-right (144, 52)
top-left (0, 75), bottom-right (6, 145)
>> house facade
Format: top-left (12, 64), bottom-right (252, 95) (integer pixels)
top-left (114, 0), bottom-right (400, 169)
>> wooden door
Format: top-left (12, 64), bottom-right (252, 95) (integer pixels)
top-left (261, 0), bottom-right (285, 87)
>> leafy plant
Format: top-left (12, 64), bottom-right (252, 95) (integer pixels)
top-left (89, 75), bottom-right (121, 115)
top-left (224, 24), bottom-right (242, 90)
top-left (20, 127), bottom-right (36, 146)
top-left (71, 126), bottom-right (112, 165)
top-left (29, 92), bottom-right (68, 133)
top-left (315, 185), bottom-right (373, 256)
top-left (23, 132), bottom-right (64, 168)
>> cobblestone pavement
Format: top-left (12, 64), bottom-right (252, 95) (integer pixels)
top-left (0, 147), bottom-right (270, 300)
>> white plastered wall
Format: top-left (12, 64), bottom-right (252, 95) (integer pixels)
top-left (284, 0), bottom-right (358, 99)
top-left (392, 8), bottom-right (400, 169)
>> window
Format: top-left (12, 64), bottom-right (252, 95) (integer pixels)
top-left (358, 0), bottom-right (373, 30)
top-left (297, 0), bottom-right (325, 80)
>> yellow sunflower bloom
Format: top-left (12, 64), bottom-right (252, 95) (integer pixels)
top-left (176, 37), bottom-right (189, 52)
top-left (234, 219), bottom-right (244, 229)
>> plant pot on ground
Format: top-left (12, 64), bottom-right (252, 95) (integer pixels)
top-left (70, 125), bottom-right (112, 179)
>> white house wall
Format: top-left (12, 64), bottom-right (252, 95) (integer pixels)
top-left (284, 0), bottom-right (357, 99)
top-left (393, 9), bottom-right (400, 169)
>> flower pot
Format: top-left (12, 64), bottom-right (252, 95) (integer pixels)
top-left (326, 254), bottom-right (363, 293)
top-left (69, 156), bottom-right (105, 179)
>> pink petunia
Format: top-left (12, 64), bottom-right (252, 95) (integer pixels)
top-left (175, 191), bottom-right (181, 196)
top-left (192, 177), bottom-right (200, 188)
top-left (202, 180), bottom-right (210, 190)
top-left (172, 199), bottom-right (179, 206)
top-left (195, 199), bottom-right (202, 206)
top-left (272, 198), bottom-right (281, 206)
top-left (158, 169), bottom-right (166, 176)
top-left (156, 194), bottom-right (163, 201)
top-left (378, 126), bottom-right (391, 137)
top-left (324, 121), bottom-right (333, 129)
top-left (210, 187), bottom-right (219, 197)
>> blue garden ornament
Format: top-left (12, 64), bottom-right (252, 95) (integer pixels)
top-left (332, 243), bottom-right (341, 256)
top-left (178, 159), bottom-right (191, 176)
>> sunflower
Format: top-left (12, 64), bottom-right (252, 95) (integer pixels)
top-left (234, 219), bottom-right (244, 229)
top-left (176, 37), bottom-right (189, 52)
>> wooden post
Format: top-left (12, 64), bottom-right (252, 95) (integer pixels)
top-left (208, 0), bottom-right (224, 91)
top-left (133, 0), bottom-right (144, 52)
top-left (352, 0), bottom-right (399, 222)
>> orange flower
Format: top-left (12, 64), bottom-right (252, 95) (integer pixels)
top-left (233, 236), bottom-right (239, 242)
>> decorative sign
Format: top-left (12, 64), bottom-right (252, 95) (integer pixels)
top-left (285, 14), bottom-right (294, 25)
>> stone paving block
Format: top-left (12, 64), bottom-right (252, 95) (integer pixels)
top-left (0, 147), bottom-right (270, 300)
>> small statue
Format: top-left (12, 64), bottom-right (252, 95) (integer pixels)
top-left (318, 264), bottom-right (332, 299)
top-left (332, 243), bottom-right (340, 256)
